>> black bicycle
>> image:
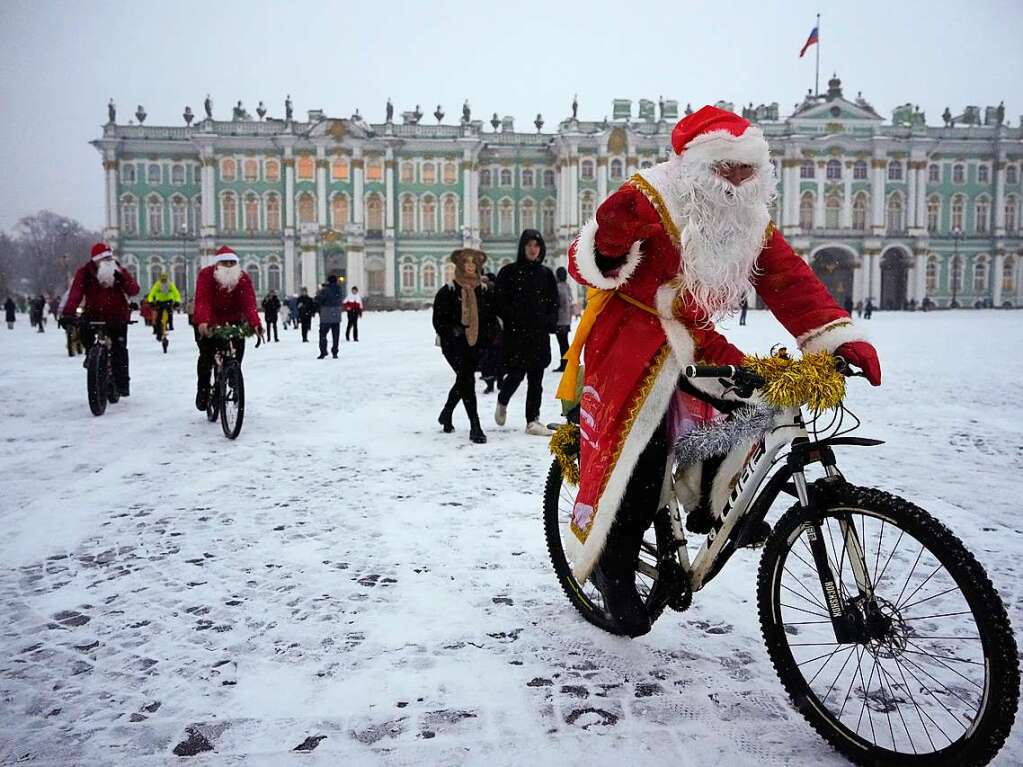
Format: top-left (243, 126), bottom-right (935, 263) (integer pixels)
top-left (204, 326), bottom-right (258, 440)
top-left (81, 320), bottom-right (135, 416)
top-left (544, 354), bottom-right (1018, 766)
top-left (153, 300), bottom-right (175, 353)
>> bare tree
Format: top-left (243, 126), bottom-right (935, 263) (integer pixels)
top-left (13, 211), bottom-right (99, 295)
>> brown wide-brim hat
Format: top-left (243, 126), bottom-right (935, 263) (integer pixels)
top-left (449, 248), bottom-right (486, 268)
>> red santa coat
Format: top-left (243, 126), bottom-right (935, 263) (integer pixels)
top-left (565, 165), bottom-right (865, 582)
top-left (192, 265), bottom-right (262, 330)
top-left (62, 260), bottom-right (140, 322)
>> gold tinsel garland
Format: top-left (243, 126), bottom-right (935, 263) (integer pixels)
top-left (549, 423), bottom-right (580, 486)
top-left (742, 350), bottom-right (846, 411)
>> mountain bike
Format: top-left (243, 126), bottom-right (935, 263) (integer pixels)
top-left (543, 355), bottom-right (1018, 766)
top-left (153, 301), bottom-right (175, 353)
top-left (204, 325), bottom-right (259, 440)
top-left (81, 320), bottom-right (135, 416)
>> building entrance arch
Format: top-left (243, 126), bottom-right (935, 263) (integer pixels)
top-left (323, 245), bottom-right (347, 285)
top-left (811, 247), bottom-right (856, 308)
top-left (880, 247), bottom-right (911, 310)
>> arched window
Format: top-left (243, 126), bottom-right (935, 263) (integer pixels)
top-left (800, 160), bottom-right (815, 179)
top-left (122, 163), bottom-right (136, 184)
top-left (332, 195), bottom-right (349, 228)
top-left (951, 194), bottom-right (965, 231)
top-left (171, 164), bottom-right (185, 185)
top-left (499, 168), bottom-right (513, 187)
top-left (422, 162), bottom-right (436, 185)
top-left (1006, 196), bottom-right (1019, 234)
top-left (421, 195), bottom-right (436, 233)
top-left (442, 162), bottom-right (457, 185)
top-left (148, 163), bottom-right (162, 184)
top-left (925, 256), bottom-right (938, 293)
top-left (521, 169), bottom-right (534, 187)
top-left (400, 195), bottom-right (415, 233)
top-left (887, 160), bottom-right (903, 181)
top-left (173, 259), bottom-right (186, 292)
top-left (610, 159), bottom-right (624, 180)
top-left (1003, 256), bottom-right (1017, 294)
top-left (171, 196), bottom-right (187, 234)
top-left (149, 261), bottom-right (164, 288)
top-left (542, 199), bottom-right (556, 236)
top-left (978, 165), bottom-right (990, 184)
top-left (826, 159), bottom-right (842, 180)
top-left (580, 159), bottom-right (595, 180)
top-left (927, 195), bottom-right (941, 233)
top-left (928, 163), bottom-right (940, 183)
top-left (444, 262), bottom-right (455, 284)
top-left (297, 192), bottom-right (315, 224)
top-left (331, 156), bottom-right (349, 182)
top-left (122, 256), bottom-right (139, 284)
top-left (147, 195), bottom-right (163, 236)
top-left (442, 196), bottom-right (457, 233)
top-left (220, 159), bottom-right (236, 182)
top-left (246, 264), bottom-right (261, 292)
top-left (267, 262), bottom-right (282, 293)
top-left (366, 257), bottom-right (385, 294)
top-left (365, 157), bottom-right (383, 182)
top-left (853, 160), bottom-right (868, 180)
top-left (580, 192), bottom-right (595, 223)
top-left (244, 193), bottom-right (259, 231)
top-left (951, 256), bottom-right (964, 295)
top-left (825, 194), bottom-right (841, 228)
top-left (498, 199), bottom-right (514, 234)
top-left (521, 199), bottom-right (535, 231)
top-left (221, 192), bottom-right (237, 232)
top-left (266, 194), bottom-right (280, 231)
top-left (975, 197), bottom-right (990, 234)
top-left (953, 163), bottom-right (965, 184)
top-left (243, 159), bottom-right (258, 182)
top-left (479, 199), bottom-right (493, 236)
top-left (799, 192), bottom-right (815, 230)
top-left (886, 193), bottom-right (905, 233)
top-left (1007, 165), bottom-right (1019, 185)
top-left (480, 169), bottom-right (491, 187)
top-left (973, 257), bottom-right (988, 292)
top-left (296, 155), bottom-right (314, 180)
top-left (543, 169), bottom-right (555, 188)
top-left (121, 196), bottom-right (138, 235)
top-left (400, 161), bottom-right (414, 183)
top-left (400, 260), bottom-right (416, 293)
top-left (852, 193), bottom-right (868, 230)
top-left (366, 194), bottom-right (383, 232)
top-left (265, 159), bottom-right (280, 182)
top-left (421, 261), bottom-right (437, 291)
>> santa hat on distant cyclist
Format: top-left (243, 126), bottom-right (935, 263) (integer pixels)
top-left (214, 245), bottom-right (239, 264)
top-left (91, 242), bottom-right (113, 261)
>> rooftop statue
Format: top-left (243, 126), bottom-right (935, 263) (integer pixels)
top-left (285, 95), bottom-right (293, 121)
top-left (386, 98), bottom-right (394, 122)
top-left (135, 105), bottom-right (146, 124)
top-left (462, 99), bottom-right (471, 124)
top-left (434, 104), bottom-right (444, 123)
top-left (535, 113), bottom-right (544, 132)
top-left (204, 94), bottom-right (213, 119)
top-left (256, 101), bottom-right (267, 120)
top-left (107, 98), bottom-right (116, 124)
top-left (183, 106), bottom-right (194, 125)
top-left (571, 94), bottom-right (578, 120)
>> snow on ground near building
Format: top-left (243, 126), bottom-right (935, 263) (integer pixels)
top-left (1, 310), bottom-right (1021, 766)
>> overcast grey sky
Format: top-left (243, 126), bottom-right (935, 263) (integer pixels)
top-left (1, 0), bottom-right (1021, 233)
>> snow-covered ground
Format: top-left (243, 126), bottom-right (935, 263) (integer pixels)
top-left (1, 309), bottom-right (1021, 766)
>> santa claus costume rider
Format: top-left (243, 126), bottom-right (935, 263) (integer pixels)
top-left (563, 106), bottom-right (881, 637)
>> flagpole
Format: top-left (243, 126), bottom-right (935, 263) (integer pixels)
top-left (815, 13), bottom-right (821, 97)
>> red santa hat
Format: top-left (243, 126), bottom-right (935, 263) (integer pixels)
top-left (671, 105), bottom-right (770, 169)
top-left (214, 245), bottom-right (239, 264)
top-left (90, 242), bottom-right (113, 261)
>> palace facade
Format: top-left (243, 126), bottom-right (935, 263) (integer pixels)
top-left (92, 76), bottom-right (1023, 309)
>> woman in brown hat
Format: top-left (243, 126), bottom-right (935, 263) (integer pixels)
top-left (431, 248), bottom-right (498, 444)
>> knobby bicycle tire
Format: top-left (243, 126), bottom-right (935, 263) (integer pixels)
top-left (86, 346), bottom-right (108, 416)
top-left (219, 360), bottom-right (244, 439)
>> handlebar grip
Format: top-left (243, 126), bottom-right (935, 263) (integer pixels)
top-left (684, 364), bottom-right (736, 378)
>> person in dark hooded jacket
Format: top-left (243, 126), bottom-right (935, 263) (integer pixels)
top-left (494, 229), bottom-right (559, 436)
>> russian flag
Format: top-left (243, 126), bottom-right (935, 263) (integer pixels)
top-left (799, 26), bottom-right (819, 58)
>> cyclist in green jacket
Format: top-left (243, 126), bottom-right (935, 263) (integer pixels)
top-left (146, 273), bottom-right (181, 335)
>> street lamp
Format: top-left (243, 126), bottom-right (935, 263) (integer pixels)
top-left (951, 226), bottom-right (962, 308)
top-left (177, 224), bottom-right (189, 303)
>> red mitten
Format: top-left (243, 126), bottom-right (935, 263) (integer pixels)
top-left (835, 341), bottom-right (881, 386)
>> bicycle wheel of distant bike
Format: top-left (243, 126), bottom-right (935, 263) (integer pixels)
top-left (205, 376), bottom-right (220, 423)
top-left (219, 359), bottom-right (245, 440)
top-left (86, 345), bottom-right (109, 416)
top-left (757, 480), bottom-right (1019, 766)
top-left (543, 457), bottom-right (669, 636)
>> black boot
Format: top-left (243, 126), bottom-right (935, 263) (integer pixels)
top-left (469, 419), bottom-right (487, 444)
top-left (438, 408), bottom-right (455, 433)
top-left (195, 385), bottom-right (209, 411)
top-left (590, 556), bottom-right (650, 637)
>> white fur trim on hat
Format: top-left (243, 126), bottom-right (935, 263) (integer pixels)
top-left (214, 251), bottom-right (239, 264)
top-left (682, 127), bottom-right (770, 169)
top-left (798, 318), bottom-right (868, 355)
top-left (571, 217), bottom-right (644, 290)
top-left (91, 248), bottom-right (113, 261)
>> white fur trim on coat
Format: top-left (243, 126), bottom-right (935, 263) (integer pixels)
top-left (682, 127), bottom-right (771, 169)
top-left (572, 217), bottom-right (644, 290)
top-left (798, 318), bottom-right (868, 355)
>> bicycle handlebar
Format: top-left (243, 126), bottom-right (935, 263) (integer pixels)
top-left (684, 364), bottom-right (738, 378)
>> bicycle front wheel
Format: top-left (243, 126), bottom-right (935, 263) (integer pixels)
top-left (219, 360), bottom-right (244, 439)
top-left (757, 480), bottom-right (1019, 766)
top-left (86, 346), bottom-right (108, 416)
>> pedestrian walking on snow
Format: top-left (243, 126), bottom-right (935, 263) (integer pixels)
top-left (315, 276), bottom-right (344, 358)
top-left (553, 267), bottom-right (575, 372)
top-left (738, 296), bottom-right (749, 326)
top-left (4, 296), bottom-right (15, 329)
top-left (30, 295), bottom-right (46, 332)
top-left (262, 289), bottom-right (282, 342)
top-left (343, 286), bottom-right (363, 342)
top-left (296, 287), bottom-right (316, 342)
top-left (864, 298), bottom-right (874, 320)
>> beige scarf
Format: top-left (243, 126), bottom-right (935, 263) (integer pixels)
top-left (451, 249), bottom-right (485, 347)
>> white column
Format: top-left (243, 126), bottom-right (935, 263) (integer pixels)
top-left (840, 162), bottom-right (853, 228)
top-left (284, 239), bottom-right (297, 293)
top-left (284, 151), bottom-right (295, 229)
top-left (815, 165), bottom-right (825, 229)
top-left (461, 157), bottom-right (472, 230)
top-left (597, 152), bottom-right (608, 202)
top-left (384, 236), bottom-right (396, 298)
top-left (992, 252), bottom-right (1005, 306)
top-left (994, 158), bottom-right (1007, 235)
top-left (852, 256), bottom-right (865, 304)
top-left (471, 166), bottom-right (480, 237)
top-left (569, 156), bottom-right (579, 229)
top-left (913, 251), bottom-right (927, 302)
top-left (353, 149), bottom-right (366, 226)
top-left (347, 247), bottom-right (365, 292)
top-left (868, 251), bottom-right (882, 302)
top-left (301, 247), bottom-right (317, 289)
top-left (906, 162), bottom-right (918, 230)
top-left (201, 158), bottom-right (216, 235)
top-left (781, 161), bottom-right (797, 230)
top-left (915, 164), bottom-right (928, 232)
top-left (315, 147), bottom-right (327, 226)
top-left (871, 158), bottom-right (886, 235)
top-left (104, 154), bottom-right (118, 233)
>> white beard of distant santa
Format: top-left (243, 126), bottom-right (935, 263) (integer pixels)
top-left (96, 259), bottom-right (117, 287)
top-left (214, 264), bottom-right (241, 291)
top-left (669, 153), bottom-right (775, 321)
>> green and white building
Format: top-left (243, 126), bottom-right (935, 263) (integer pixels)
top-left (92, 76), bottom-right (1023, 308)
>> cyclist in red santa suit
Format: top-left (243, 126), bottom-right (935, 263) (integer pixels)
top-left (565, 106), bottom-right (881, 637)
top-left (192, 246), bottom-right (263, 410)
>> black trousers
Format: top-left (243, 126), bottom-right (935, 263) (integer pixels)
top-left (498, 366), bottom-right (544, 424)
top-left (265, 318), bottom-right (279, 341)
top-left (739, 307), bottom-right (748, 326)
top-left (442, 346), bottom-right (481, 424)
top-left (345, 311), bottom-right (359, 341)
top-left (80, 322), bottom-right (130, 391)
top-left (555, 325), bottom-right (570, 365)
top-left (300, 317), bottom-right (311, 341)
top-left (196, 335), bottom-right (246, 391)
top-left (319, 322), bottom-right (340, 355)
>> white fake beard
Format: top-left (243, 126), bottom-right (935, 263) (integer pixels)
top-left (669, 155), bottom-right (776, 321)
top-left (96, 259), bottom-right (117, 287)
top-left (214, 264), bottom-right (241, 291)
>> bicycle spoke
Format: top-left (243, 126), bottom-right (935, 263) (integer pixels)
top-left (798, 645), bottom-right (852, 668)
top-left (901, 584), bottom-right (959, 613)
top-left (854, 646), bottom-right (879, 743)
top-left (890, 652), bottom-right (939, 752)
top-left (874, 529), bottom-right (906, 589)
top-left (897, 562), bottom-right (944, 611)
top-left (817, 645), bottom-right (857, 703)
top-left (779, 602), bottom-right (831, 619)
top-left (899, 647), bottom-right (982, 666)
top-left (838, 645), bottom-right (865, 719)
top-left (874, 656), bottom-right (917, 754)
top-left (901, 610), bottom-right (972, 622)
top-left (872, 520), bottom-right (885, 585)
top-left (903, 641), bottom-right (984, 689)
top-left (898, 653), bottom-right (978, 722)
top-left (893, 655), bottom-right (970, 743)
top-left (782, 567), bottom-right (828, 611)
top-left (893, 544), bottom-right (925, 607)
top-left (874, 656), bottom-right (900, 752)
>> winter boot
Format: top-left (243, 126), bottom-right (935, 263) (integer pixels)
top-left (469, 418), bottom-right (487, 444)
top-left (590, 559), bottom-right (650, 638)
top-left (525, 421), bottom-right (554, 437)
top-left (438, 408), bottom-right (455, 434)
top-left (495, 401), bottom-right (507, 426)
top-left (195, 386), bottom-right (209, 412)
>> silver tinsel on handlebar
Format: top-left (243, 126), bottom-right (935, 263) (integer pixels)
top-left (673, 405), bottom-right (777, 467)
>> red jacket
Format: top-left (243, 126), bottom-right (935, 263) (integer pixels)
top-left (63, 260), bottom-right (140, 322)
top-left (192, 265), bottom-right (261, 330)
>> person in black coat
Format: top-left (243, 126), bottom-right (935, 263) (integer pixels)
top-left (4, 296), bottom-right (15, 329)
top-left (296, 287), bottom-right (316, 342)
top-left (477, 271), bottom-right (504, 393)
top-left (494, 229), bottom-right (558, 436)
top-left (261, 290), bottom-right (282, 342)
top-left (432, 248), bottom-right (498, 444)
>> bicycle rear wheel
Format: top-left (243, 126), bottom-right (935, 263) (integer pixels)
top-left (206, 371), bottom-right (220, 422)
top-left (86, 346), bottom-right (108, 416)
top-left (757, 480), bottom-right (1018, 766)
top-left (219, 360), bottom-right (244, 439)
